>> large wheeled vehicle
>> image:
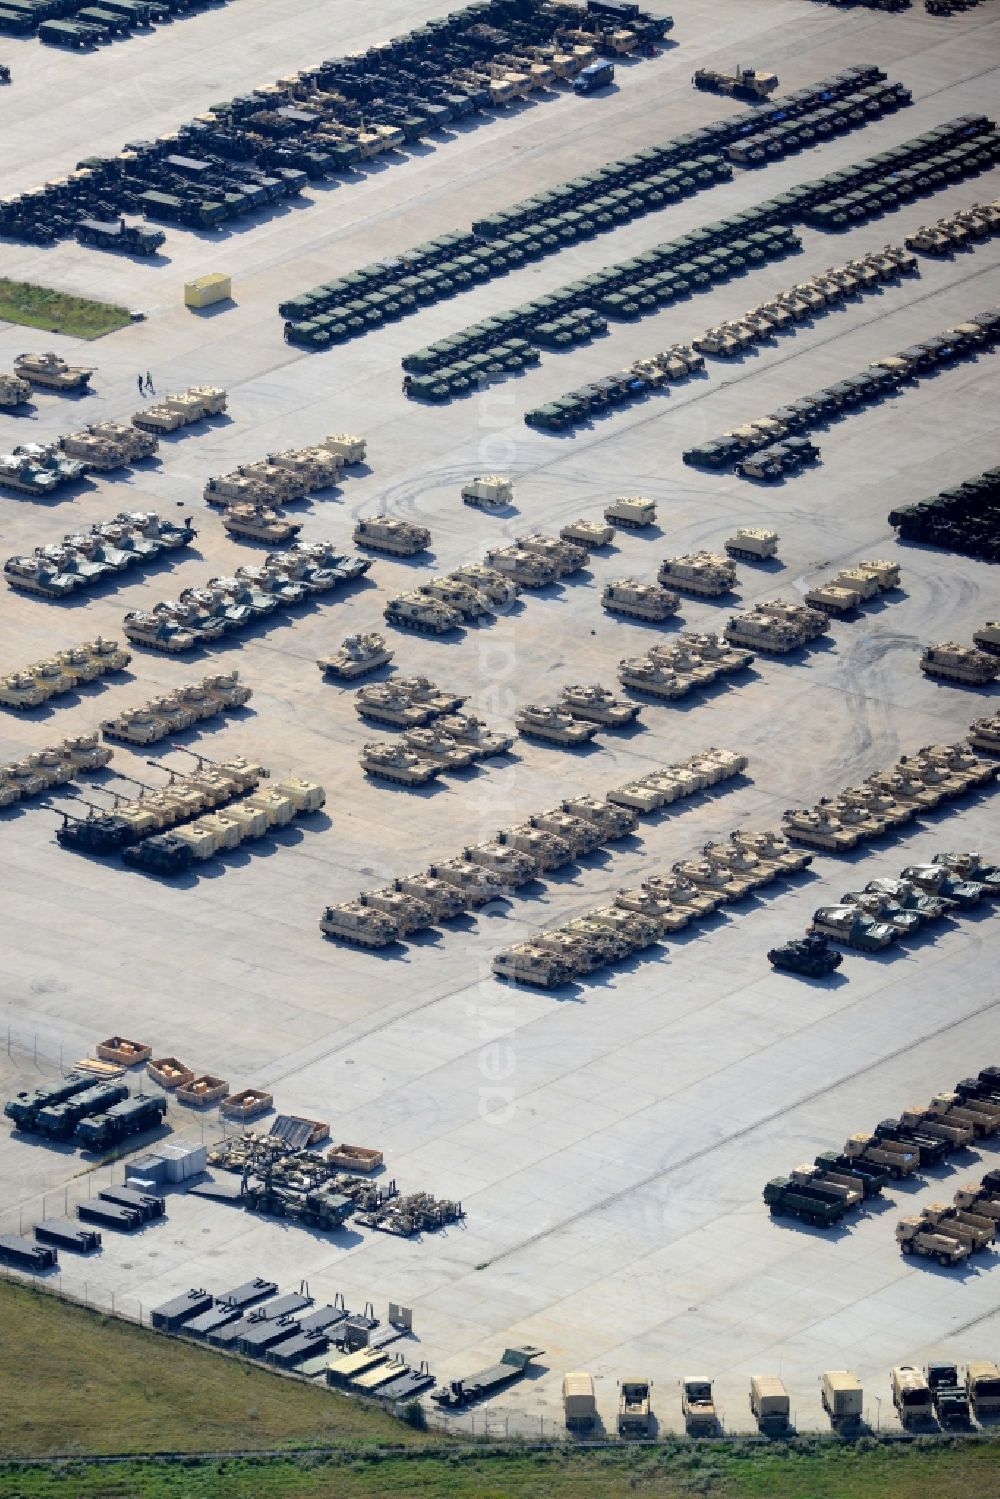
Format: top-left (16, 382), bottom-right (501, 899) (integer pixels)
top-left (896, 1216), bottom-right (969, 1265)
top-left (432, 1346), bottom-right (545, 1408)
top-left (693, 65), bottom-right (778, 100)
top-left (763, 1176), bottom-right (846, 1226)
top-left (926, 1364), bottom-right (971, 1425)
top-left (75, 217), bottom-right (165, 255)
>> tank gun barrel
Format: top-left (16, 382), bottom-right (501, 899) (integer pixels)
top-left (145, 759), bottom-right (179, 781)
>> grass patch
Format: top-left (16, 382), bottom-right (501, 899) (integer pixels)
top-left (0, 279), bottom-right (131, 339)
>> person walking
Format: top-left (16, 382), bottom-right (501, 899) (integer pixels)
top-left (145, 371), bottom-right (154, 393)
top-left (137, 373), bottom-right (144, 395)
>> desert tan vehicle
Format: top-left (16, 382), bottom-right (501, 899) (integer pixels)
top-left (604, 495), bottom-right (656, 530)
top-left (703, 841), bottom-right (775, 891)
top-left (584, 904), bottom-right (659, 952)
top-left (435, 713), bottom-right (513, 759)
top-left (449, 563), bottom-right (520, 606)
top-left (320, 901), bottom-right (401, 947)
top-left (393, 872), bottom-right (468, 921)
top-left (463, 841), bottom-right (536, 886)
top-left (723, 610), bottom-right (812, 654)
top-left (921, 743), bottom-right (994, 789)
top-left (673, 857), bottom-right (748, 902)
top-left (0, 372), bottom-right (31, 408)
top-left (14, 351), bottom-right (93, 390)
top-left (616, 1379), bottom-right (651, 1436)
top-left (354, 515), bottom-right (431, 556)
top-left (561, 518), bottom-right (614, 548)
top-left (419, 577), bottom-right (492, 619)
top-left (59, 734), bottom-right (112, 772)
top-left (204, 473), bottom-right (270, 509)
top-left (821, 1371), bottom-right (863, 1427)
top-left (482, 546), bottom-right (556, 588)
top-left (530, 807), bottom-right (604, 856)
top-left (615, 886), bottom-right (691, 933)
top-left (804, 581), bottom-right (861, 616)
top-left (725, 528), bottom-right (778, 562)
top-left (516, 532), bottom-right (587, 576)
top-left (617, 656), bottom-right (689, 700)
top-left (273, 777), bottom-right (325, 814)
top-left (844, 1132), bottom-right (917, 1179)
top-left (602, 578), bottom-right (680, 621)
top-left (560, 1372), bottom-right (597, 1432)
top-left (781, 807), bottom-right (861, 851)
top-left (973, 621), bottom-right (1000, 657)
top-left (731, 829), bottom-right (812, 874)
top-left (462, 474), bottom-right (513, 511)
top-left (658, 551), bottom-right (736, 596)
top-left (648, 643), bottom-right (720, 688)
top-left (896, 1214), bottom-right (973, 1262)
top-left (857, 558), bottom-right (901, 590)
top-left (968, 714), bottom-right (1000, 755)
top-left (360, 741), bottom-right (440, 785)
top-left (318, 632), bottom-right (393, 680)
top-left (750, 1375), bottom-right (790, 1430)
top-left (30, 657), bottom-right (78, 697)
top-left (929, 1092), bottom-right (1000, 1139)
top-left (498, 824), bottom-right (572, 871)
top-left (426, 856), bottom-right (506, 906)
top-left (402, 727), bottom-right (476, 771)
top-left (967, 1362), bottom-right (1000, 1415)
top-left (223, 503), bottom-right (301, 545)
top-left (359, 887), bottom-right (434, 935)
top-left (269, 446), bottom-right (343, 490)
top-left (515, 704), bottom-right (598, 746)
top-left (559, 683), bottom-right (639, 727)
top-left (494, 943), bottom-right (574, 989)
top-left (0, 671), bottom-right (49, 710)
top-left (921, 643), bottom-right (999, 685)
top-left (790, 1163), bottom-right (862, 1208)
top-left (835, 567), bottom-right (880, 603)
top-left (321, 433), bottom-right (366, 465)
top-left (59, 431), bottom-right (129, 471)
top-left (682, 1377), bottom-right (717, 1434)
top-left (384, 591), bottom-right (461, 634)
top-left (395, 677), bottom-right (467, 715)
top-left (680, 632), bottom-right (753, 673)
top-left (87, 419), bottom-right (157, 463)
top-left (561, 793), bottom-right (637, 838)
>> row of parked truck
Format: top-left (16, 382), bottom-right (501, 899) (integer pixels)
top-left (890, 464), bottom-right (1000, 563)
top-left (5, 1071), bottom-right (168, 1153)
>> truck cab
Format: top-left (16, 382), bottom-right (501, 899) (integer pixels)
top-left (682, 1376), bottom-right (717, 1433)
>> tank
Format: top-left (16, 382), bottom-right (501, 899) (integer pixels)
top-left (617, 656), bottom-right (690, 699)
top-left (615, 886), bottom-right (691, 933)
top-left (0, 373), bottom-right (31, 408)
top-left (562, 794), bottom-right (637, 838)
top-left (482, 546), bottom-right (556, 588)
top-left (972, 622), bottom-right (1000, 658)
top-left (703, 841), bottom-right (773, 892)
top-left (463, 841), bottom-right (538, 887)
top-left (658, 552), bottom-right (737, 597)
top-left (384, 591), bottom-right (460, 634)
top-left (0, 456), bottom-right (60, 496)
top-left (559, 683), bottom-right (640, 727)
top-left (354, 684), bottom-right (434, 727)
top-left (4, 555), bottom-right (79, 598)
top-left (515, 533), bottom-right (588, 576)
top-left (810, 906), bottom-right (896, 950)
top-left (529, 808), bottom-right (605, 856)
top-left (395, 678), bottom-right (468, 715)
top-left (30, 658), bottom-right (77, 697)
top-left (123, 511), bottom-right (196, 551)
top-left (449, 564), bottom-right (520, 607)
top-left (461, 475), bottom-right (513, 510)
top-left (681, 632), bottom-right (753, 673)
top-left (403, 727), bottom-right (476, 770)
top-left (426, 857), bottom-right (507, 906)
top-left (419, 578), bottom-right (492, 619)
top-left (932, 852), bottom-right (1000, 896)
top-left (672, 857), bottom-right (750, 902)
top-left (585, 904), bottom-right (660, 951)
top-left (498, 824), bottom-right (572, 871)
top-left (14, 352), bottom-right (93, 390)
top-left (353, 515), bottom-right (430, 556)
top-left (841, 891), bottom-right (921, 936)
top-left (647, 644), bottom-right (720, 688)
top-left (223, 504), bottom-right (301, 545)
top-left (863, 877), bottom-right (955, 921)
top-left (320, 901), bottom-right (401, 947)
top-left (731, 828), bottom-right (812, 874)
top-left (318, 633), bottom-right (394, 680)
top-left (60, 431), bottom-right (129, 472)
top-left (968, 714), bottom-right (1000, 755)
top-left (434, 713), bottom-right (513, 758)
top-left (602, 578), bottom-right (680, 621)
top-left (921, 643), bottom-right (1000, 685)
top-left (360, 741), bottom-right (440, 784)
top-left (604, 496), bottom-right (656, 529)
top-left (782, 807), bottom-right (860, 851)
top-left (561, 519), bottom-right (615, 548)
top-left (122, 612), bottom-right (197, 653)
top-left (493, 944), bottom-right (573, 988)
top-left (515, 704), bottom-right (598, 746)
top-left (725, 529), bottom-right (779, 562)
top-left (0, 671), bottom-right (50, 710)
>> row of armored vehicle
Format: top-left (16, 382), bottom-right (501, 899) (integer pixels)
top-left (684, 309), bottom-right (999, 472)
top-left (122, 542), bottom-right (372, 652)
top-left (283, 63), bottom-right (902, 350)
top-left (1, 385), bottom-right (223, 478)
top-left (616, 631), bottom-right (755, 702)
top-left (100, 670), bottom-right (251, 745)
top-left (890, 464), bottom-right (1000, 561)
top-left (969, 712), bottom-right (1000, 755)
top-left (204, 432), bottom-right (364, 513)
top-left (0, 734), bottom-right (112, 808)
top-left (921, 640), bottom-right (1000, 686)
top-left (355, 676), bottom-right (513, 784)
top-left (0, 0), bottom-right (230, 55)
top-left (0, 637), bottom-right (130, 711)
top-left (514, 684), bottom-right (640, 748)
top-left (905, 198), bottom-right (1000, 255)
top-left (5, 512), bottom-right (196, 598)
top-left (808, 851), bottom-right (998, 954)
top-left (322, 749), bottom-right (748, 949)
top-left (0, 2), bottom-right (667, 248)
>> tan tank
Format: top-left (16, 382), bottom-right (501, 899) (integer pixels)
top-left (419, 577), bottom-right (492, 619)
top-left (673, 857), bottom-right (751, 902)
top-left (360, 740), bottom-right (440, 784)
top-left (493, 944), bottom-right (574, 989)
top-left (223, 503), bottom-right (301, 545)
top-left (602, 578), bottom-right (680, 621)
top-left (615, 886), bottom-right (691, 933)
top-left (561, 519), bottom-right (615, 548)
top-left (532, 927), bottom-right (605, 975)
top-left (30, 658), bottom-right (78, 697)
top-left (269, 446), bottom-right (342, 490)
top-left (730, 828), bottom-right (812, 874)
top-left (515, 704), bottom-right (598, 746)
top-left (14, 351), bottom-right (93, 390)
top-left (402, 727), bottom-right (476, 771)
top-left (449, 563), bottom-right (520, 607)
top-left (318, 632), bottom-right (394, 680)
top-left (804, 581), bottom-right (862, 616)
top-left (921, 643), bottom-right (999, 686)
top-left (529, 807), bottom-right (605, 856)
top-left (393, 872), bottom-right (468, 920)
top-left (647, 643), bottom-right (721, 688)
top-left (320, 901), bottom-right (402, 947)
top-left (101, 702), bottom-right (178, 745)
top-left (461, 474), bottom-right (513, 510)
top-left (353, 515), bottom-right (431, 556)
top-left (821, 795), bottom-right (885, 839)
top-left (0, 372), bottom-right (31, 408)
top-left (57, 733), bottom-right (111, 772)
top-left (60, 431), bottom-right (129, 471)
top-left (561, 794), bottom-right (637, 838)
top-left (321, 433), bottom-right (366, 465)
top-left (384, 591), bottom-right (461, 634)
top-left (122, 612), bottom-right (197, 652)
top-left (395, 677), bottom-right (467, 714)
top-left (604, 495), bottom-right (656, 529)
top-left (434, 713), bottom-right (513, 758)
top-left (515, 533), bottom-right (588, 576)
top-left (702, 841), bottom-right (774, 892)
top-left (359, 886), bottom-right (434, 934)
top-left (585, 904), bottom-right (660, 951)
top-left (973, 622), bottom-right (1000, 657)
top-left (916, 743), bottom-right (993, 791)
top-left (617, 656), bottom-right (690, 699)
top-left (849, 784), bottom-right (913, 828)
top-left (0, 668), bottom-right (52, 709)
top-left (679, 632), bottom-right (753, 673)
top-left (724, 603), bottom-right (826, 653)
top-left (497, 823), bottom-right (573, 870)
top-left (204, 473), bottom-right (269, 508)
top-left (658, 552), bottom-right (736, 597)
top-left (482, 546), bottom-right (556, 588)
top-left (968, 714), bottom-right (1000, 755)
top-left (559, 683), bottom-right (640, 727)
top-left (725, 528), bottom-right (778, 562)
top-left (868, 769), bottom-right (939, 811)
top-left (782, 807), bottom-right (860, 851)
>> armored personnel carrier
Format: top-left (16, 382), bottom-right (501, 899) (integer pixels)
top-left (426, 856), bottom-right (507, 906)
top-left (360, 741), bottom-right (440, 785)
top-left (419, 577), bottom-right (491, 619)
top-left (449, 563), bottom-right (520, 607)
top-left (725, 528), bottom-right (778, 562)
top-left (602, 578), bottom-right (680, 621)
top-left (403, 727), bottom-right (476, 771)
top-left (223, 503), bottom-right (301, 545)
top-left (559, 683), bottom-right (639, 727)
top-left (804, 581), bottom-right (862, 617)
top-left (493, 944), bottom-right (573, 989)
top-left (658, 552), bottom-right (737, 597)
top-left (782, 807), bottom-right (860, 851)
top-left (810, 906), bottom-right (896, 950)
top-left (604, 495), bottom-right (656, 530)
top-left (354, 515), bottom-right (431, 556)
top-left (359, 887), bottom-right (434, 935)
top-left (561, 519), bottom-right (615, 548)
top-left (724, 603), bottom-right (825, 653)
top-left (921, 643), bottom-right (999, 685)
top-left (88, 420), bottom-right (157, 464)
top-left (703, 841), bottom-right (774, 892)
top-left (14, 352), bottom-right (93, 391)
top-left (973, 622), bottom-right (1000, 657)
top-left (0, 372), bottom-right (31, 408)
top-left (530, 807), bottom-right (605, 856)
top-left (392, 872), bottom-right (467, 921)
top-left (462, 475), bottom-right (513, 511)
top-left (498, 824), bottom-right (573, 871)
top-left (768, 935), bottom-right (843, 977)
top-left (435, 713), bottom-right (513, 758)
top-left (615, 885), bottom-right (691, 934)
top-left (384, 591), bottom-right (460, 634)
top-left (647, 643), bottom-right (720, 689)
top-left (617, 656), bottom-right (689, 699)
top-left (482, 546), bottom-right (556, 588)
top-left (515, 704), bottom-right (597, 746)
top-left (318, 633), bottom-right (393, 681)
top-left (516, 533), bottom-right (587, 576)
top-left (60, 431), bottom-right (129, 472)
top-left (562, 794), bottom-right (637, 839)
top-left (320, 902), bottom-right (401, 948)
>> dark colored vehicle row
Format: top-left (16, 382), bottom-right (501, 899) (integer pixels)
top-left (0, 0), bottom-right (223, 52)
top-left (889, 467), bottom-right (1000, 562)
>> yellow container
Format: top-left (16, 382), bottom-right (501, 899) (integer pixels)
top-left (184, 273), bottom-right (231, 308)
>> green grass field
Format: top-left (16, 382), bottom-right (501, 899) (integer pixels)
top-left (0, 279), bottom-right (131, 339)
top-left (0, 1280), bottom-right (996, 1499)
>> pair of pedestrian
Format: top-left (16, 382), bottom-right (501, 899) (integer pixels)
top-left (136, 371), bottom-right (154, 395)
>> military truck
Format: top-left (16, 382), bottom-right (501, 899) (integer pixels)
top-left (618, 1378), bottom-right (652, 1435)
top-left (896, 1216), bottom-right (969, 1265)
top-left (0, 372), bottom-right (31, 408)
top-left (561, 1371), bottom-right (597, 1430)
top-left (75, 216), bottom-right (164, 255)
top-left (925, 1364), bottom-right (970, 1425)
top-left (821, 1371), bottom-right (863, 1428)
top-left (693, 65), bottom-right (778, 100)
top-left (749, 1375), bottom-right (790, 1430)
top-left (682, 1377), bottom-right (718, 1434)
top-left (966, 1361), bottom-right (1000, 1417)
top-left (891, 1366), bottom-right (934, 1426)
top-left (843, 1132), bottom-right (918, 1180)
top-left (763, 1176), bottom-right (846, 1226)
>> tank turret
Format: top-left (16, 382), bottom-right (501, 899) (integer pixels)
top-left (14, 351), bottom-right (93, 390)
top-left (515, 704), bottom-right (598, 745)
top-left (360, 741), bottom-right (441, 784)
top-left (434, 713), bottom-right (513, 758)
top-left (318, 632), bottom-right (394, 680)
top-left (223, 503), bottom-right (301, 545)
top-left (617, 656), bottom-right (690, 699)
top-left (559, 683), bottom-right (640, 727)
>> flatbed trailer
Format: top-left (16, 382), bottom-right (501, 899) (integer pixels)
top-left (432, 1345), bottom-right (545, 1407)
top-left (150, 1288), bottom-right (214, 1330)
top-left (33, 1218), bottom-right (101, 1254)
top-left (0, 1233), bottom-right (57, 1271)
top-left (98, 1185), bottom-right (165, 1221)
top-left (77, 1199), bottom-right (142, 1232)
